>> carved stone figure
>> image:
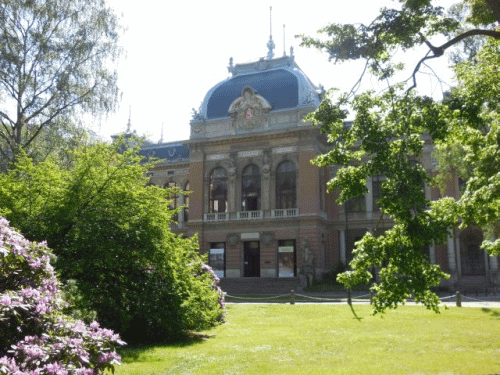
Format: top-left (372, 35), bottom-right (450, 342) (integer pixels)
top-left (227, 234), bottom-right (239, 246)
top-left (262, 152), bottom-right (271, 174)
top-left (299, 238), bottom-right (315, 288)
top-left (228, 86), bottom-right (271, 129)
top-left (302, 239), bottom-right (313, 266)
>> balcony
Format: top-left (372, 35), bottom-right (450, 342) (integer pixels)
top-left (271, 208), bottom-right (298, 218)
top-left (204, 212), bottom-right (229, 221)
top-left (204, 208), bottom-right (299, 222)
top-left (237, 211), bottom-right (263, 220)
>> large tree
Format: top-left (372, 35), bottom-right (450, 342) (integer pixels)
top-left (300, 0), bottom-right (500, 313)
top-left (436, 37), bottom-right (500, 256)
top-left (0, 0), bottom-right (121, 169)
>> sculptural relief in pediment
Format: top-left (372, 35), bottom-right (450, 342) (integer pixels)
top-left (228, 86), bottom-right (271, 129)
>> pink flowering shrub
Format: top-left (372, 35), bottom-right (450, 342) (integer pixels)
top-left (199, 263), bottom-right (226, 315)
top-left (0, 217), bottom-right (125, 374)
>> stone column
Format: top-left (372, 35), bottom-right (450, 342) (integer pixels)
top-left (490, 254), bottom-right (499, 284)
top-left (447, 233), bottom-right (457, 282)
top-left (366, 177), bottom-right (373, 217)
top-left (491, 255), bottom-right (498, 272)
top-left (340, 229), bottom-right (346, 265)
top-left (455, 235), bottom-right (461, 278)
top-left (262, 157), bottom-right (271, 212)
top-left (228, 154), bottom-right (237, 213)
top-left (429, 245), bottom-right (436, 264)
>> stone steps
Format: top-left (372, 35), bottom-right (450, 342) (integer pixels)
top-left (218, 277), bottom-right (300, 295)
top-left (457, 276), bottom-right (496, 295)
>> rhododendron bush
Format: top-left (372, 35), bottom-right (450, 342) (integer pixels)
top-left (0, 216), bottom-right (125, 374)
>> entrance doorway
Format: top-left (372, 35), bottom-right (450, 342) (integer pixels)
top-left (243, 241), bottom-right (260, 277)
top-left (460, 228), bottom-right (485, 276)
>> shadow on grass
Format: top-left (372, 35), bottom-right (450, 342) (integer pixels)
top-left (349, 303), bottom-right (363, 321)
top-left (481, 307), bottom-right (500, 319)
top-left (119, 332), bottom-right (215, 363)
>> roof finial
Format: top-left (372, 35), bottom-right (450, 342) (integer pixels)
top-left (266, 6), bottom-right (275, 60)
top-left (159, 122), bottom-right (164, 144)
top-left (228, 57), bottom-right (235, 76)
top-left (126, 105), bottom-right (132, 133)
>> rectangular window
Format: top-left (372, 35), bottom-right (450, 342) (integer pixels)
top-left (346, 196), bottom-right (365, 213)
top-left (209, 243), bottom-right (225, 278)
top-left (278, 240), bottom-right (296, 277)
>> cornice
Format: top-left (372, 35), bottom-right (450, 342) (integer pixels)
top-left (186, 125), bottom-right (327, 149)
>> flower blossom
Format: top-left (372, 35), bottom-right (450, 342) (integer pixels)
top-left (0, 294), bottom-right (11, 306)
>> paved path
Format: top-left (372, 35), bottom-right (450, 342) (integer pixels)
top-left (228, 301), bottom-right (500, 308)
top-left (226, 292), bottom-right (500, 308)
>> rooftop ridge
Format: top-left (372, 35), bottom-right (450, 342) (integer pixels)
top-left (230, 54), bottom-right (295, 77)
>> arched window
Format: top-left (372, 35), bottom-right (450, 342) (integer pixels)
top-left (209, 168), bottom-right (227, 213)
top-left (276, 161), bottom-right (296, 209)
top-left (241, 164), bottom-right (261, 211)
top-left (183, 182), bottom-right (189, 222)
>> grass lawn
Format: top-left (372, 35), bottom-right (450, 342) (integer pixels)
top-left (117, 304), bottom-right (500, 375)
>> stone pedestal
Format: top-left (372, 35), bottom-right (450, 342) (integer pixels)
top-left (300, 264), bottom-right (315, 289)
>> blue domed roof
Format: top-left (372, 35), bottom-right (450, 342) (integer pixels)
top-left (206, 69), bottom-right (298, 119)
top-left (198, 55), bottom-right (321, 121)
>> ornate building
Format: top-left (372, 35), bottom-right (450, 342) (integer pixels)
top-left (138, 47), bottom-right (499, 293)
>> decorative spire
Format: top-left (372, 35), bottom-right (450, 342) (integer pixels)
top-left (159, 122), bottom-right (164, 144)
top-left (228, 57), bottom-right (235, 75)
top-left (266, 6), bottom-right (275, 60)
top-left (126, 105), bottom-right (132, 133)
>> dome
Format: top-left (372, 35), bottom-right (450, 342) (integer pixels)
top-left (197, 55), bottom-right (321, 121)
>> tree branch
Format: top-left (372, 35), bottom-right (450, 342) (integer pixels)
top-left (428, 29), bottom-right (500, 57)
top-left (407, 29), bottom-right (500, 94)
top-left (348, 59), bottom-right (370, 98)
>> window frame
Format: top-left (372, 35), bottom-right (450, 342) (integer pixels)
top-left (241, 164), bottom-right (261, 211)
top-left (275, 160), bottom-right (297, 209)
top-left (209, 167), bottom-right (228, 214)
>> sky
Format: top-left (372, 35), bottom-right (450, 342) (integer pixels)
top-left (96, 0), bottom-right (456, 144)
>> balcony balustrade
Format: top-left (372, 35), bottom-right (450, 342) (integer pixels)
top-left (203, 208), bottom-right (300, 222)
top-left (204, 212), bottom-right (229, 222)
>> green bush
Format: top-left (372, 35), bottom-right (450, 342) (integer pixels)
top-left (0, 143), bottom-right (225, 343)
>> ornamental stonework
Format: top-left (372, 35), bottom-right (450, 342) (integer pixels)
top-left (228, 86), bottom-right (271, 129)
